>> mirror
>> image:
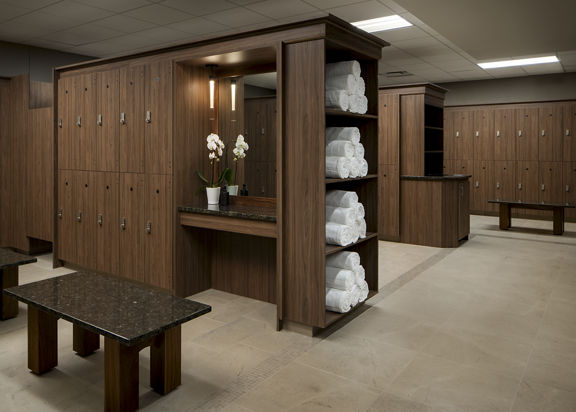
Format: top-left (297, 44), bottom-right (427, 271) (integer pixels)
top-left (218, 72), bottom-right (277, 198)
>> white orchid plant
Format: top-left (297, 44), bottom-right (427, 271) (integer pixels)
top-left (230, 134), bottom-right (249, 186)
top-left (197, 133), bottom-right (232, 191)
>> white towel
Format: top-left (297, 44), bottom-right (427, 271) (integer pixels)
top-left (359, 158), bottom-right (368, 177)
top-left (325, 90), bottom-right (349, 111)
top-left (348, 158), bottom-right (361, 178)
top-left (358, 280), bottom-right (369, 303)
top-left (354, 142), bottom-right (365, 159)
top-left (326, 287), bottom-right (352, 313)
top-left (326, 60), bottom-right (361, 78)
top-left (326, 74), bottom-right (358, 92)
top-left (350, 284), bottom-right (361, 305)
top-left (326, 266), bottom-right (356, 291)
top-left (354, 265), bottom-right (365, 284)
top-left (326, 251), bottom-right (360, 270)
top-left (326, 140), bottom-right (355, 159)
top-left (356, 218), bottom-right (367, 238)
top-left (325, 156), bottom-right (350, 179)
top-left (326, 127), bottom-right (361, 145)
top-left (326, 222), bottom-right (357, 246)
top-left (356, 76), bottom-right (366, 96)
top-left (354, 202), bottom-right (365, 219)
top-left (326, 205), bottom-right (357, 226)
top-left (326, 190), bottom-right (358, 208)
top-left (349, 94), bottom-right (368, 114)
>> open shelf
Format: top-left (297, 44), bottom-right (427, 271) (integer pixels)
top-left (425, 126), bottom-right (443, 131)
top-left (325, 174), bottom-right (377, 185)
top-left (325, 108), bottom-right (378, 120)
top-left (325, 232), bottom-right (378, 255)
top-left (325, 290), bottom-right (377, 327)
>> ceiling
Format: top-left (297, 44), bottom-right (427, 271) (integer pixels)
top-left (0, 0), bottom-right (575, 85)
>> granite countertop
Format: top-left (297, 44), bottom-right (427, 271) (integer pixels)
top-left (0, 248), bottom-right (37, 270)
top-left (4, 271), bottom-right (211, 346)
top-left (488, 200), bottom-right (575, 208)
top-left (179, 204), bottom-right (277, 222)
top-left (401, 174), bottom-right (472, 181)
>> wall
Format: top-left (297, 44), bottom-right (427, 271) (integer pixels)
top-left (440, 72), bottom-right (576, 106)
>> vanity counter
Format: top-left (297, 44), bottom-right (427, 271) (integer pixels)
top-left (178, 204), bottom-right (276, 222)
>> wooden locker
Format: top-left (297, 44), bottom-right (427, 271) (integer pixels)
top-left (493, 161), bottom-right (516, 202)
top-left (454, 111), bottom-right (473, 160)
top-left (119, 173), bottom-right (144, 282)
top-left (443, 159), bottom-right (454, 175)
top-left (538, 105), bottom-right (563, 162)
top-left (69, 77), bottom-right (82, 170)
top-left (563, 103), bottom-right (576, 162)
top-left (472, 160), bottom-right (495, 212)
top-left (494, 108), bottom-right (515, 161)
top-left (516, 161), bottom-right (539, 203)
top-left (75, 171), bottom-right (95, 268)
top-left (57, 77), bottom-right (73, 170)
top-left (119, 66), bottom-right (145, 173)
top-left (539, 162), bottom-right (563, 204)
top-left (94, 172), bottom-right (119, 274)
top-left (145, 61), bottom-right (172, 174)
top-left (564, 162), bottom-right (576, 219)
top-left (378, 93), bottom-right (399, 165)
top-left (516, 108), bottom-right (538, 161)
top-left (57, 170), bottom-right (76, 263)
top-left (80, 73), bottom-right (97, 171)
top-left (473, 109), bottom-right (494, 160)
top-left (144, 174), bottom-right (173, 290)
top-left (457, 180), bottom-right (470, 240)
top-left (378, 164), bottom-right (399, 241)
top-left (454, 159), bottom-right (473, 175)
top-left (96, 70), bottom-right (119, 171)
top-left (443, 110), bottom-right (455, 160)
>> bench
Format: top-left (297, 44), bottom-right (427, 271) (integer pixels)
top-left (0, 248), bottom-right (37, 320)
top-left (488, 200), bottom-right (575, 235)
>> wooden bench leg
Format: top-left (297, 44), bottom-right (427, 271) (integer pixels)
top-left (1, 266), bottom-right (19, 320)
top-left (553, 207), bottom-right (565, 235)
top-left (104, 337), bottom-right (140, 412)
top-left (28, 306), bottom-right (58, 374)
top-left (150, 325), bottom-right (181, 395)
top-left (500, 204), bottom-right (511, 230)
top-left (73, 325), bottom-right (100, 357)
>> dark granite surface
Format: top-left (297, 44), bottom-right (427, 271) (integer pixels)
top-left (401, 174), bottom-right (472, 181)
top-left (179, 204), bottom-right (277, 222)
top-left (0, 248), bottom-right (37, 270)
top-left (4, 271), bottom-right (211, 346)
top-left (488, 200), bottom-right (575, 208)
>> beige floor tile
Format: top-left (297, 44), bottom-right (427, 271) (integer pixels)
top-left (511, 379), bottom-right (576, 412)
top-left (539, 300), bottom-right (576, 341)
top-left (367, 392), bottom-right (446, 412)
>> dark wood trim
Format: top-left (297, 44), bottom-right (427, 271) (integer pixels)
top-left (73, 324), bottom-right (101, 357)
top-left (179, 212), bottom-right (277, 238)
top-left (150, 325), bottom-right (181, 395)
top-left (104, 337), bottom-right (140, 412)
top-left (28, 306), bottom-right (58, 374)
top-left (0, 266), bottom-right (19, 320)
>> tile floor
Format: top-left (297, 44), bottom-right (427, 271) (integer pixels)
top-left (1, 215), bottom-right (575, 411)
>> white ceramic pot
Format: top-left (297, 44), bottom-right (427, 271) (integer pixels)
top-left (206, 187), bottom-right (221, 205)
top-left (227, 185), bottom-right (239, 196)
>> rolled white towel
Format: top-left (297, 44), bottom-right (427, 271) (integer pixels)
top-left (354, 202), bottom-right (365, 219)
top-left (348, 158), bottom-right (361, 178)
top-left (326, 266), bottom-right (356, 290)
top-left (325, 156), bottom-right (350, 179)
top-left (326, 251), bottom-right (360, 270)
top-left (325, 90), bottom-right (349, 111)
top-left (354, 142), bottom-right (365, 159)
top-left (326, 140), bottom-right (354, 159)
top-left (359, 158), bottom-right (369, 177)
top-left (326, 222), bottom-right (356, 246)
top-left (356, 76), bottom-right (366, 96)
top-left (326, 205), bottom-right (357, 226)
top-left (350, 284), bottom-right (361, 305)
top-left (326, 60), bottom-right (361, 78)
top-left (356, 218), bottom-right (367, 238)
top-left (326, 287), bottom-right (352, 313)
top-left (326, 190), bottom-right (358, 208)
top-left (349, 94), bottom-right (368, 114)
top-left (326, 127), bottom-right (361, 145)
top-left (326, 74), bottom-right (358, 92)
top-left (358, 280), bottom-right (369, 303)
top-left (354, 265), bottom-right (365, 284)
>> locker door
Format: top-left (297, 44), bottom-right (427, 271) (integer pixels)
top-left (454, 111), bottom-right (473, 160)
top-left (75, 171), bottom-right (95, 268)
top-left (563, 103), bottom-right (576, 162)
top-left (564, 163), bottom-right (576, 219)
top-left (539, 105), bottom-right (563, 162)
top-left (472, 160), bottom-right (495, 212)
top-left (494, 161), bottom-right (516, 202)
top-left (443, 110), bottom-right (455, 160)
top-left (455, 159), bottom-right (473, 204)
top-left (119, 173), bottom-right (144, 282)
top-left (145, 61), bottom-right (172, 174)
top-left (516, 108), bottom-right (538, 161)
top-left (80, 73), bottom-right (97, 171)
top-left (443, 159), bottom-right (454, 175)
top-left (473, 109), bottom-right (494, 160)
top-left (144, 174), bottom-right (172, 290)
top-left (57, 170), bottom-right (76, 262)
top-left (70, 77), bottom-right (82, 170)
top-left (119, 66), bottom-right (145, 173)
top-left (378, 164), bottom-right (399, 241)
top-left (494, 108), bottom-right (515, 161)
top-left (96, 70), bottom-right (119, 171)
top-left (94, 172), bottom-right (119, 274)
top-left (539, 162), bottom-right (563, 204)
top-left (516, 161), bottom-right (539, 203)
top-left (57, 77), bottom-right (73, 170)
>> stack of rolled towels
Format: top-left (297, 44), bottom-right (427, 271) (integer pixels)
top-left (325, 126), bottom-right (368, 179)
top-left (325, 251), bottom-right (370, 313)
top-left (325, 190), bottom-right (367, 246)
top-left (325, 60), bottom-right (368, 114)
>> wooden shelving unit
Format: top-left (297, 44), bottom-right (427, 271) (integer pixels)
top-left (325, 232), bottom-right (378, 255)
top-left (325, 174), bottom-right (377, 185)
top-left (325, 290), bottom-right (377, 327)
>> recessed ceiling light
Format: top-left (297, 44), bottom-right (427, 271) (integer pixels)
top-left (352, 15), bottom-right (412, 33)
top-left (478, 55), bottom-right (559, 69)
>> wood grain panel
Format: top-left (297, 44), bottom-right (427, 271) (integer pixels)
top-left (400, 180), bottom-right (442, 247)
top-left (76, 171), bottom-right (95, 268)
top-left (539, 162), bottom-right (563, 204)
top-left (378, 92), bottom-right (399, 165)
top-left (454, 111), bottom-right (473, 160)
top-left (119, 173), bottom-right (144, 282)
top-left (472, 160), bottom-right (495, 212)
top-left (81, 74), bottom-right (97, 171)
top-left (564, 162), bottom-right (576, 218)
top-left (516, 107), bottom-right (538, 161)
top-left (457, 180), bottom-right (470, 240)
top-left (443, 109), bottom-right (455, 160)
top-left (494, 160), bottom-right (516, 202)
top-left (96, 70), bottom-right (119, 171)
top-left (400, 94), bottom-right (425, 175)
top-left (57, 170), bottom-right (76, 262)
top-left (180, 212), bottom-right (277, 238)
top-left (516, 161), bottom-right (539, 203)
top-left (378, 164), bottom-right (399, 241)
top-left (120, 66), bottom-right (145, 173)
top-left (94, 172), bottom-right (119, 274)
top-left (473, 109), bottom-right (494, 160)
top-left (563, 103), bottom-right (576, 162)
top-left (538, 105), bottom-right (563, 162)
top-left (57, 77), bottom-right (73, 170)
top-left (494, 108), bottom-right (515, 161)
top-left (0, 79), bottom-right (11, 246)
top-left (28, 306), bottom-right (58, 374)
top-left (69, 76), bottom-right (82, 170)
top-left (146, 61), bottom-right (173, 174)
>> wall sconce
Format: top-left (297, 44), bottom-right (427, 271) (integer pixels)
top-left (231, 79), bottom-right (237, 112)
top-left (206, 64), bottom-right (217, 110)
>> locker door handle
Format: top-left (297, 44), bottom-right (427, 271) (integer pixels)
top-left (57, 208), bottom-right (63, 219)
top-left (496, 182), bottom-right (500, 189)
top-left (121, 218), bottom-right (126, 230)
top-left (77, 211), bottom-right (82, 222)
top-left (541, 129), bottom-right (545, 136)
top-left (475, 181), bottom-right (479, 188)
top-left (567, 129), bottom-right (571, 136)
top-left (496, 130), bottom-right (500, 137)
top-left (97, 214), bottom-right (103, 226)
top-left (146, 221), bottom-right (152, 234)
top-left (518, 130), bottom-right (522, 137)
top-left (456, 131), bottom-right (460, 137)
top-left (120, 112), bottom-right (126, 125)
top-left (541, 184), bottom-right (545, 191)
top-left (146, 111), bottom-right (151, 123)
top-left (58, 118), bottom-right (63, 128)
top-left (566, 185), bottom-right (570, 192)
top-left (518, 183), bottom-right (522, 190)
top-left (97, 114), bottom-right (102, 126)
top-left (475, 131), bottom-right (479, 137)
top-left (77, 116), bottom-right (82, 127)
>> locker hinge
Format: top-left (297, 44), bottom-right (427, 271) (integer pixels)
top-left (120, 112), bottom-right (126, 125)
top-left (97, 214), bottom-right (103, 226)
top-left (146, 221), bottom-right (152, 234)
top-left (77, 211), bottom-right (82, 222)
top-left (121, 218), bottom-right (126, 230)
top-left (97, 114), bottom-right (102, 126)
top-left (57, 208), bottom-right (63, 219)
top-left (146, 111), bottom-right (151, 123)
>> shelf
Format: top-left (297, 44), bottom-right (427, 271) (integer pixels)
top-left (325, 290), bottom-right (377, 327)
top-left (425, 126), bottom-right (443, 131)
top-left (326, 232), bottom-right (378, 256)
top-left (425, 150), bottom-right (443, 154)
top-left (325, 109), bottom-right (378, 120)
top-left (325, 174), bottom-right (378, 185)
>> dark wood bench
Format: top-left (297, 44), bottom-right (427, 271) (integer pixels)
top-left (488, 200), bottom-right (575, 235)
top-left (0, 248), bottom-right (37, 320)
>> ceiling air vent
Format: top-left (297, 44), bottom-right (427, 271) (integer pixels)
top-left (385, 71), bottom-right (412, 77)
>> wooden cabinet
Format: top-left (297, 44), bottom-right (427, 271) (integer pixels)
top-left (96, 70), bottom-right (119, 172)
top-left (444, 110), bottom-right (455, 160)
top-left (454, 111), bottom-right (473, 160)
top-left (93, 172), bottom-right (119, 274)
top-left (379, 94), bottom-right (399, 164)
top-left (494, 161), bottom-right (516, 201)
top-left (472, 160), bottom-right (495, 212)
top-left (539, 162), bottom-right (563, 204)
top-left (80, 74), bottom-right (97, 171)
top-left (563, 103), bottom-right (576, 162)
top-left (539, 105), bottom-right (563, 162)
top-left (443, 159), bottom-right (454, 175)
top-left (457, 180), bottom-right (470, 241)
top-left (75, 171), bottom-right (95, 268)
top-left (58, 77), bottom-right (73, 170)
top-left (473, 109), bottom-right (494, 160)
top-left (378, 164), bottom-right (399, 241)
top-left (564, 162), bottom-right (576, 218)
top-left (57, 170), bottom-right (76, 263)
top-left (119, 173), bottom-right (144, 282)
top-left (119, 66), bottom-right (146, 173)
top-left (516, 161), bottom-right (539, 203)
top-left (516, 108), bottom-right (538, 161)
top-left (494, 108), bottom-right (515, 160)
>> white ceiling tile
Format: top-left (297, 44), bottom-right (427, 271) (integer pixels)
top-left (421, 51), bottom-right (467, 64)
top-left (42, 23), bottom-right (124, 46)
top-left (168, 17), bottom-right (229, 35)
top-left (229, 0), bottom-right (266, 4)
top-left (326, 0), bottom-right (393, 22)
top-left (246, 0), bottom-right (318, 19)
top-left (377, 0), bottom-right (406, 13)
top-left (0, 0), bottom-right (60, 9)
top-left (558, 51), bottom-right (576, 65)
top-left (74, 0), bottom-right (150, 13)
top-left (0, 3), bottom-right (31, 22)
top-left (374, 26), bottom-right (428, 43)
top-left (274, 10), bottom-right (328, 24)
top-left (0, 10), bottom-right (78, 32)
top-left (204, 7), bottom-right (270, 28)
top-left (392, 36), bottom-right (444, 50)
top-left (125, 4), bottom-right (193, 24)
top-left (162, 0), bottom-right (237, 16)
top-left (41, 1), bottom-right (114, 24)
top-left (432, 59), bottom-right (477, 71)
top-left (522, 62), bottom-right (564, 74)
top-left (135, 26), bottom-right (193, 43)
top-left (304, 0), bottom-right (365, 9)
top-left (93, 14), bottom-right (158, 33)
top-left (563, 65), bottom-right (576, 73)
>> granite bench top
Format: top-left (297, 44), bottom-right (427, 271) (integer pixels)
top-left (178, 204), bottom-right (277, 222)
top-left (488, 200), bottom-right (575, 208)
top-left (0, 248), bottom-right (37, 270)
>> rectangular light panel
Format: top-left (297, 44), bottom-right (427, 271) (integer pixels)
top-left (352, 15), bottom-right (412, 33)
top-left (478, 55), bottom-right (559, 69)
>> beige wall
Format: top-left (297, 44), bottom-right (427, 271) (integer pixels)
top-left (440, 72), bottom-right (576, 106)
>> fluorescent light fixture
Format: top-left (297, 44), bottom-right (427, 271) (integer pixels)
top-left (231, 79), bottom-right (236, 112)
top-left (478, 55), bottom-right (559, 69)
top-left (209, 76), bottom-right (215, 109)
top-left (352, 15), bottom-right (412, 33)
